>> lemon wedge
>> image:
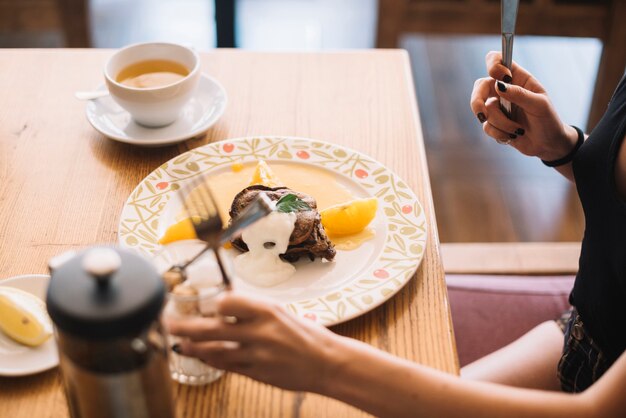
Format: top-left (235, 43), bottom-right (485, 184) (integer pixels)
top-left (159, 217), bottom-right (198, 245)
top-left (250, 160), bottom-right (282, 187)
top-left (0, 287), bottom-right (53, 347)
top-left (320, 197), bottom-right (378, 236)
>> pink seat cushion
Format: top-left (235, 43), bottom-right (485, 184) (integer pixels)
top-left (446, 274), bottom-right (575, 367)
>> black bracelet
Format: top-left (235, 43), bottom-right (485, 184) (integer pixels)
top-left (541, 126), bottom-right (585, 168)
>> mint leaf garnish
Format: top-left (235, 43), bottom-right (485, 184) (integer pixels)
top-left (275, 194), bottom-right (312, 213)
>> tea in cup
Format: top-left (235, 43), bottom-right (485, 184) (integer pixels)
top-left (105, 42), bottom-right (201, 127)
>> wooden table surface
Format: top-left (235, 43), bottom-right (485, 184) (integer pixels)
top-left (0, 49), bottom-right (458, 418)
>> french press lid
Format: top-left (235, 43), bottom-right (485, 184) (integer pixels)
top-left (47, 247), bottom-right (165, 339)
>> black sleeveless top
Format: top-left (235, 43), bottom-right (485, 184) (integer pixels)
top-left (571, 74), bottom-right (626, 364)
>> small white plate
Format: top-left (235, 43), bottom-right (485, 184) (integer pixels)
top-left (0, 274), bottom-right (58, 376)
top-left (85, 73), bottom-right (227, 147)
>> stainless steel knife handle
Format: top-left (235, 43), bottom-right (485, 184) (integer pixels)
top-left (500, 0), bottom-right (519, 120)
top-left (500, 32), bottom-right (515, 119)
top-left (502, 33), bottom-right (514, 71)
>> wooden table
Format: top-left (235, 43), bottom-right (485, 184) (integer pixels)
top-left (0, 49), bottom-right (458, 417)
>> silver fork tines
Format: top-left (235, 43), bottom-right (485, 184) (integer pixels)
top-left (181, 175), bottom-right (232, 290)
top-left (163, 175), bottom-right (274, 291)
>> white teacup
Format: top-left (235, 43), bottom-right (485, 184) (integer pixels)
top-left (105, 42), bottom-right (201, 127)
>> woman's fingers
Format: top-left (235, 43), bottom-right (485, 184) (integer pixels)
top-left (166, 316), bottom-right (254, 342)
top-left (485, 51), bottom-right (535, 87)
top-left (494, 80), bottom-right (550, 115)
top-left (470, 77), bottom-right (495, 123)
top-left (483, 97), bottom-right (525, 138)
top-left (485, 51), bottom-right (548, 95)
top-left (473, 51), bottom-right (550, 128)
top-left (180, 340), bottom-right (239, 355)
top-left (166, 293), bottom-right (289, 343)
top-left (217, 292), bottom-right (278, 320)
top-left (180, 341), bottom-right (276, 373)
top-left (483, 122), bottom-right (515, 145)
top-left (179, 340), bottom-right (248, 364)
top-left (485, 51), bottom-right (513, 82)
top-left (482, 98), bottom-right (517, 144)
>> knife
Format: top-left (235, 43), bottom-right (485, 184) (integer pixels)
top-left (501, 0), bottom-right (519, 120)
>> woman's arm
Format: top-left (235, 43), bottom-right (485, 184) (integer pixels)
top-left (167, 293), bottom-right (626, 418)
top-left (470, 52), bottom-right (583, 182)
top-left (323, 334), bottom-right (596, 418)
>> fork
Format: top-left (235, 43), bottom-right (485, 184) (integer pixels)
top-left (162, 174), bottom-right (273, 290)
top-left (180, 174), bottom-right (232, 289)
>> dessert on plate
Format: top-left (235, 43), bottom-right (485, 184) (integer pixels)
top-left (159, 160), bottom-right (378, 287)
top-left (229, 184), bottom-right (336, 263)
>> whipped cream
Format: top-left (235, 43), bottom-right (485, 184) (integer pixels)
top-left (234, 211), bottom-right (297, 287)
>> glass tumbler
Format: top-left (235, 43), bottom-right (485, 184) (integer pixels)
top-left (155, 240), bottom-right (231, 385)
top-left (163, 282), bottom-right (226, 385)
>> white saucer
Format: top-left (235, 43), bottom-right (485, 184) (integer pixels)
top-left (85, 73), bottom-right (227, 147)
top-left (0, 274), bottom-right (58, 376)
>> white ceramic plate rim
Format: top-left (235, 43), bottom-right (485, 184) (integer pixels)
top-left (0, 274), bottom-right (59, 376)
top-left (118, 136), bottom-right (428, 326)
top-left (85, 73), bottom-right (228, 146)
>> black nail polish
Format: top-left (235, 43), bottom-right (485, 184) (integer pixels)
top-left (171, 344), bottom-right (182, 354)
top-left (503, 75), bottom-right (512, 83)
top-left (477, 112), bottom-right (487, 123)
top-left (515, 128), bottom-right (525, 136)
top-left (497, 81), bottom-right (507, 92)
top-left (509, 133), bottom-right (517, 139)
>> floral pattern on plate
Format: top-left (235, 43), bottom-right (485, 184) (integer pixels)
top-left (119, 137), bottom-right (427, 325)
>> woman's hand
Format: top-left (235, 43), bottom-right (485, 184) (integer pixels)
top-left (165, 292), bottom-right (342, 393)
top-left (470, 51), bottom-right (578, 162)
top-left (165, 294), bottom-right (626, 418)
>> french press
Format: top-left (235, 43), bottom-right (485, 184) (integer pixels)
top-left (47, 247), bottom-right (175, 418)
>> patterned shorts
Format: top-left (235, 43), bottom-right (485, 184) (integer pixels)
top-left (556, 308), bottom-right (609, 393)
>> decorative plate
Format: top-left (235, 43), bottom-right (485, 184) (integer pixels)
top-left (119, 137), bottom-right (426, 325)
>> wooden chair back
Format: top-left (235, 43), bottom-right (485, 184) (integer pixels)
top-left (441, 242), bottom-right (581, 275)
top-left (0, 0), bottom-right (90, 47)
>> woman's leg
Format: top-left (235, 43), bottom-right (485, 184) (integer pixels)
top-left (461, 320), bottom-right (564, 391)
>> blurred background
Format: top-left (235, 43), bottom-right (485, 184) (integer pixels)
top-left (2, 0), bottom-right (622, 244)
